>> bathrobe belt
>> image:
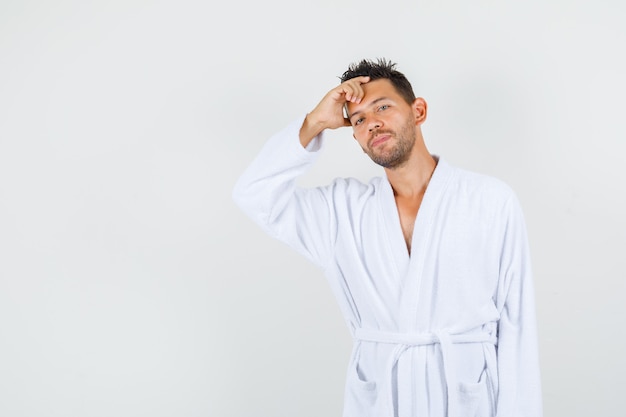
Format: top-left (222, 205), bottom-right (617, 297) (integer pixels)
top-left (354, 328), bottom-right (497, 417)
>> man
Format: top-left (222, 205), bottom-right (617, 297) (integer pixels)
top-left (232, 59), bottom-right (542, 417)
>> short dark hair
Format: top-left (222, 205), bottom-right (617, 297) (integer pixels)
top-left (339, 58), bottom-right (416, 105)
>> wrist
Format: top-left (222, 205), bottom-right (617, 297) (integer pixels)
top-left (299, 114), bottom-right (325, 148)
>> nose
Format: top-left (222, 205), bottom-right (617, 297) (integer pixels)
top-left (368, 118), bottom-right (382, 132)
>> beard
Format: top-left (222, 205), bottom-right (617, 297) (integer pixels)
top-left (363, 120), bottom-right (417, 169)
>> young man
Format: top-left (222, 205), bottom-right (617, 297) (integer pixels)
top-left (232, 59), bottom-right (542, 417)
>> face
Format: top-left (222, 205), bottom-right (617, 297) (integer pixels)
top-left (347, 79), bottom-right (419, 169)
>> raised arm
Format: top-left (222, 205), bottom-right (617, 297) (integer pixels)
top-left (233, 76), bottom-right (370, 267)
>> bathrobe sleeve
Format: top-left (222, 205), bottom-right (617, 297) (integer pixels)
top-left (495, 194), bottom-right (543, 417)
top-left (232, 116), bottom-right (335, 268)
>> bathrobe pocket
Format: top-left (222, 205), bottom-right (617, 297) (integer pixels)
top-left (458, 367), bottom-right (493, 417)
top-left (342, 344), bottom-right (377, 417)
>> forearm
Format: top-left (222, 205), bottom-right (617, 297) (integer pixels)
top-left (234, 116), bottom-right (318, 224)
top-left (232, 116), bottom-right (334, 266)
top-left (233, 72), bottom-right (367, 264)
top-left (299, 113), bottom-right (327, 148)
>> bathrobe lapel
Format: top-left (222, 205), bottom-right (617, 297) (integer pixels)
top-left (377, 158), bottom-right (455, 329)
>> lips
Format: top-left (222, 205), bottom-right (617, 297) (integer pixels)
top-left (370, 134), bottom-right (391, 148)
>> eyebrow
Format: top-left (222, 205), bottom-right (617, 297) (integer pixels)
top-left (348, 97), bottom-right (390, 120)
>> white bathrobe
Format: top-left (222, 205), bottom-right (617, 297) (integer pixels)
top-left (232, 116), bottom-right (542, 417)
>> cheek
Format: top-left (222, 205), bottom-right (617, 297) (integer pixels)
top-left (353, 130), bottom-right (368, 144)
top-left (353, 124), bottom-right (368, 137)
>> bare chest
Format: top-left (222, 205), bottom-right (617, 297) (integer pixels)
top-left (395, 196), bottom-right (424, 254)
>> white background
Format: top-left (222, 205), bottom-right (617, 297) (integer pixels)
top-left (0, 0), bottom-right (624, 416)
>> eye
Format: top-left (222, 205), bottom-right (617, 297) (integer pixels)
top-left (378, 104), bottom-right (389, 111)
top-left (354, 117), bottom-right (364, 126)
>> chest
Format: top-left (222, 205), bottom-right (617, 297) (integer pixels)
top-left (332, 199), bottom-right (501, 329)
top-left (394, 194), bottom-right (424, 254)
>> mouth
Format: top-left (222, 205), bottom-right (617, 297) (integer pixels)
top-left (370, 134), bottom-right (391, 148)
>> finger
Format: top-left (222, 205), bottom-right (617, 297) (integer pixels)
top-left (331, 83), bottom-right (353, 103)
top-left (335, 76), bottom-right (370, 103)
top-left (348, 77), bottom-right (370, 100)
top-left (345, 83), bottom-right (364, 103)
top-left (340, 84), bottom-right (359, 103)
top-left (342, 84), bottom-right (356, 103)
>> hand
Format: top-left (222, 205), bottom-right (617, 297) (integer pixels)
top-left (299, 76), bottom-right (370, 147)
top-left (309, 76), bottom-right (371, 129)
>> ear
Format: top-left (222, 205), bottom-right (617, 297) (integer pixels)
top-left (412, 97), bottom-right (428, 125)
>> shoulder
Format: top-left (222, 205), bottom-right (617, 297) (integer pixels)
top-left (437, 159), bottom-right (524, 221)
top-left (325, 175), bottom-right (383, 197)
top-left (445, 160), bottom-right (517, 203)
top-left (310, 176), bottom-right (384, 214)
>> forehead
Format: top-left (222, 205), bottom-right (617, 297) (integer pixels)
top-left (346, 79), bottom-right (401, 115)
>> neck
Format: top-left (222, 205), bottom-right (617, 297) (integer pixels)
top-left (385, 146), bottom-right (437, 199)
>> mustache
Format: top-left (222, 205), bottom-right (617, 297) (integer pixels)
top-left (368, 129), bottom-right (394, 147)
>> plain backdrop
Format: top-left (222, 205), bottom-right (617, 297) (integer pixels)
top-left (0, 0), bottom-right (624, 416)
